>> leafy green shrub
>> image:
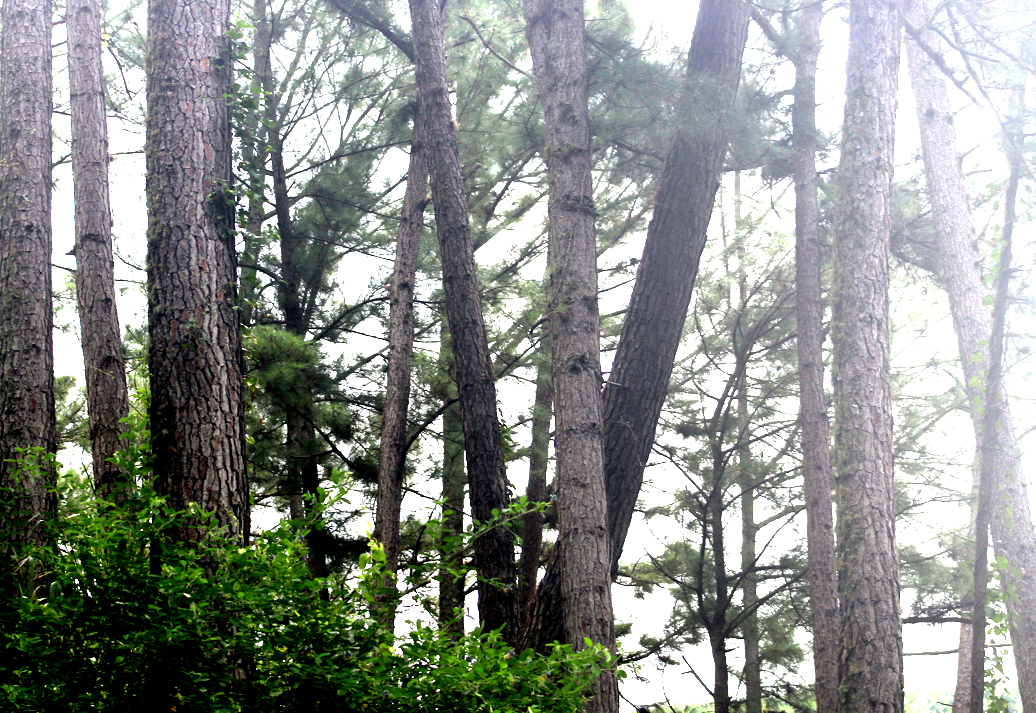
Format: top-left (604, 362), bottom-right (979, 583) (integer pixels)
top-left (0, 484), bottom-right (610, 712)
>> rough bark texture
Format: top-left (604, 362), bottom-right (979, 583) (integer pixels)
top-left (790, 3), bottom-right (839, 712)
top-left (146, 0), bottom-right (249, 541)
top-left (906, 11), bottom-right (1036, 710)
top-left (524, 0), bottom-right (617, 709)
top-left (409, 0), bottom-right (516, 639)
top-left (518, 349), bottom-right (551, 628)
top-left (67, 0), bottom-right (132, 501)
top-left (0, 0), bottom-right (56, 579)
top-left (830, 2), bottom-right (903, 713)
top-left (374, 112), bottom-right (427, 619)
top-left (523, 0), bottom-right (750, 651)
top-left (601, 0), bottom-right (749, 575)
top-left (438, 347), bottom-right (467, 636)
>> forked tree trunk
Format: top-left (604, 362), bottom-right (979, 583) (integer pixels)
top-left (67, 0), bottom-right (132, 502)
top-left (523, 0), bottom-right (750, 651)
top-left (789, 3), bottom-right (839, 712)
top-left (524, 0), bottom-right (617, 708)
top-left (409, 0), bottom-right (516, 639)
top-left (830, 2), bottom-right (903, 713)
top-left (906, 8), bottom-right (1036, 710)
top-left (0, 0), bottom-right (57, 584)
top-left (374, 111), bottom-right (428, 623)
top-left (146, 0), bottom-right (248, 541)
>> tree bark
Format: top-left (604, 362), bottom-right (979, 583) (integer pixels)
top-left (409, 0), bottom-right (516, 639)
top-left (906, 9), bottom-right (1036, 710)
top-left (830, 2), bottom-right (903, 713)
top-left (0, 0), bottom-right (56, 582)
top-left (67, 0), bottom-right (132, 502)
top-left (146, 0), bottom-right (249, 541)
top-left (518, 347), bottom-right (551, 629)
top-left (374, 110), bottom-right (428, 622)
top-left (523, 0), bottom-right (750, 652)
top-left (438, 331), bottom-right (467, 636)
top-left (789, 3), bottom-right (839, 712)
top-left (525, 0), bottom-right (617, 708)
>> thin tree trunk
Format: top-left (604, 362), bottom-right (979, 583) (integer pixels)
top-left (239, 0), bottom-right (271, 329)
top-left (438, 335), bottom-right (467, 635)
top-left (409, 0), bottom-right (516, 640)
top-left (969, 138), bottom-right (1018, 713)
top-left (518, 348), bottom-right (551, 629)
top-left (906, 10), bottom-right (1036, 710)
top-left (523, 0), bottom-right (750, 652)
top-left (67, 0), bottom-right (132, 502)
top-left (789, 3), bottom-right (839, 711)
top-left (0, 0), bottom-right (56, 585)
top-left (524, 0), bottom-right (617, 709)
top-left (735, 182), bottom-right (761, 713)
top-left (146, 0), bottom-right (248, 542)
top-left (831, 2), bottom-right (903, 713)
top-left (374, 110), bottom-right (428, 622)
top-left (710, 449), bottom-right (731, 713)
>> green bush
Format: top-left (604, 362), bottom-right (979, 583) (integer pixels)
top-left (0, 484), bottom-right (610, 712)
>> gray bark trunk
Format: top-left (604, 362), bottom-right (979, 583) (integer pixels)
top-left (374, 111), bottom-right (428, 622)
top-left (518, 347), bottom-right (551, 629)
top-left (522, 0), bottom-right (751, 652)
top-left (906, 8), bottom-right (1036, 710)
top-left (789, 4), bottom-right (839, 712)
top-left (831, 2), bottom-right (903, 713)
top-left (0, 0), bottom-right (57, 584)
top-left (438, 337), bottom-right (466, 635)
top-left (146, 0), bottom-right (249, 541)
top-left (408, 0), bottom-right (516, 639)
top-left (524, 0), bottom-right (618, 708)
top-left (67, 0), bottom-right (132, 502)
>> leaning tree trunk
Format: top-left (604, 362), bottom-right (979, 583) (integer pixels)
top-left (374, 110), bottom-right (428, 624)
top-left (830, 2), bottom-right (903, 713)
top-left (409, 0), bottom-right (516, 639)
top-left (523, 0), bottom-right (750, 652)
top-left (789, 3), bottom-right (839, 712)
top-left (524, 0), bottom-right (617, 709)
top-left (0, 0), bottom-right (56, 586)
top-left (146, 0), bottom-right (248, 542)
top-left (906, 9), bottom-right (1036, 710)
top-left (67, 0), bottom-right (132, 502)
top-left (438, 325), bottom-right (467, 636)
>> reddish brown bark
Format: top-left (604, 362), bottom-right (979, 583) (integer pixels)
top-left (0, 0), bottom-right (57, 581)
top-left (67, 0), bottom-right (132, 502)
top-left (146, 0), bottom-right (248, 541)
top-left (408, 0), bottom-right (516, 639)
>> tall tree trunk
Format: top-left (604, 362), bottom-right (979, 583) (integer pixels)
top-left (735, 183), bottom-right (761, 713)
top-left (789, 3), bottom-right (839, 712)
top-left (438, 328), bottom-right (467, 635)
top-left (146, 0), bottom-right (248, 542)
top-left (239, 0), bottom-right (271, 329)
top-left (710, 447), bottom-right (731, 713)
top-left (906, 10), bottom-right (1036, 710)
top-left (67, 0), bottom-right (132, 502)
top-left (0, 0), bottom-right (56, 585)
top-left (408, 0), bottom-right (516, 639)
top-left (374, 110), bottom-right (428, 623)
top-left (518, 347), bottom-right (551, 629)
top-left (523, 0), bottom-right (750, 651)
top-left (524, 0), bottom-right (617, 708)
top-left (830, 2), bottom-right (903, 713)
